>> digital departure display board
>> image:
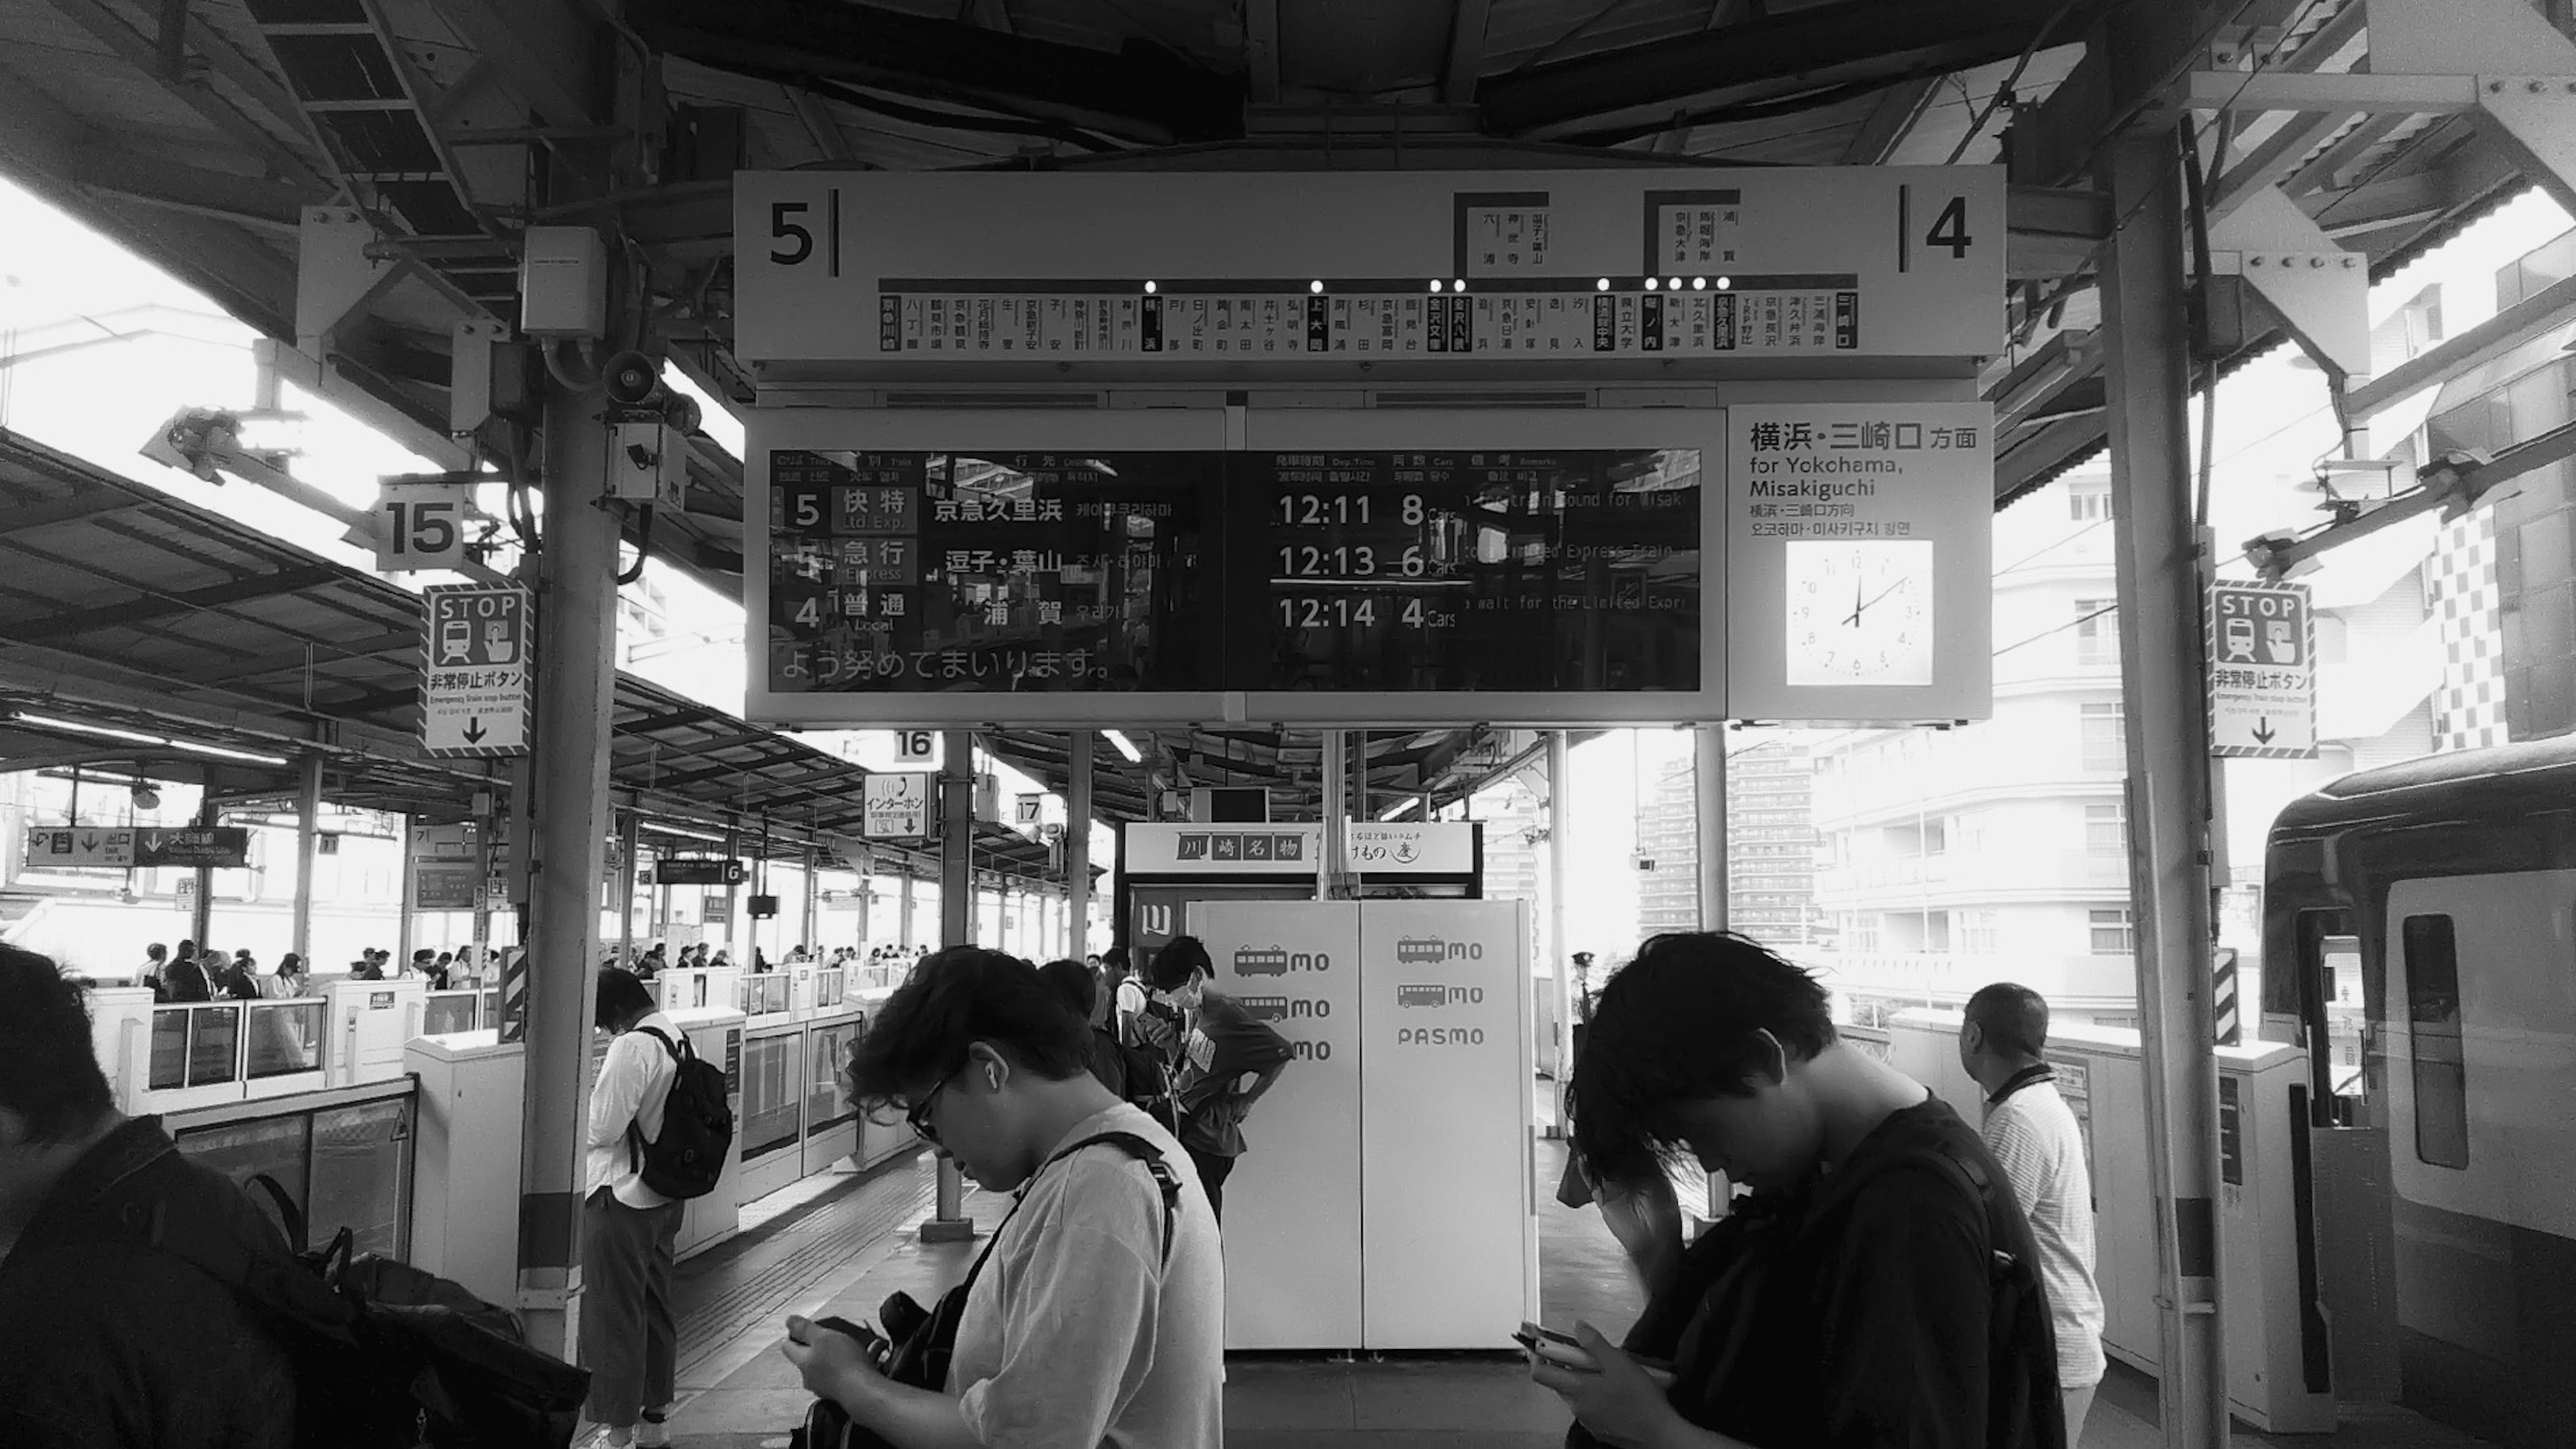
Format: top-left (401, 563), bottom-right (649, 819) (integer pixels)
top-left (762, 446), bottom-right (1703, 704)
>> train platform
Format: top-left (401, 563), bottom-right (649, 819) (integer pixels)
top-left (639, 1140), bottom-right (2500, 1449)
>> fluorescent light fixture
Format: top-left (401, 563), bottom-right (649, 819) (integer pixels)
top-left (645, 823), bottom-right (728, 845)
top-left (1379, 798), bottom-right (1420, 820)
top-left (1102, 729), bottom-right (1143, 763)
top-left (11, 711), bottom-right (163, 745)
top-left (164, 739), bottom-right (290, 766)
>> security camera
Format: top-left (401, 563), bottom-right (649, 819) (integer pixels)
top-left (602, 351), bottom-right (661, 408)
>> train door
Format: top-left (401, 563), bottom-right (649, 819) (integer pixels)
top-left (2290, 908), bottom-right (2403, 1401)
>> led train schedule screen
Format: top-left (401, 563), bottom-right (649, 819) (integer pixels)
top-left (1257, 449), bottom-right (1702, 693)
top-left (766, 449), bottom-right (1223, 695)
top-left (761, 448), bottom-right (1703, 700)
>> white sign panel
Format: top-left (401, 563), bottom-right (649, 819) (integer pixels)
top-left (735, 167), bottom-right (2002, 375)
top-left (1122, 822), bottom-right (1322, 875)
top-left (419, 585), bottom-right (531, 757)
top-left (372, 479), bottom-right (476, 573)
top-left (1360, 900), bottom-right (1535, 1348)
top-left (1196, 902), bottom-right (1362, 1349)
top-left (1343, 821), bottom-right (1477, 876)
top-left (1725, 402), bottom-right (1994, 722)
top-left (861, 771), bottom-right (932, 840)
top-left (24, 827), bottom-right (134, 867)
top-left (2209, 580), bottom-right (2317, 758)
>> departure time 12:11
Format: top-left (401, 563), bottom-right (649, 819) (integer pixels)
top-left (1275, 493), bottom-right (1431, 526)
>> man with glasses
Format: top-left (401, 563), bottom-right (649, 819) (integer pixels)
top-left (784, 948), bottom-right (1224, 1448)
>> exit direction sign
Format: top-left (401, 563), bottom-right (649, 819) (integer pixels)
top-left (421, 584), bottom-right (531, 758)
top-left (26, 826), bottom-right (134, 867)
top-left (2208, 580), bottom-right (2317, 759)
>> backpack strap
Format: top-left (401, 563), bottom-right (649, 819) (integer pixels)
top-left (1052, 1130), bottom-right (1185, 1267)
top-left (95, 1145), bottom-right (355, 1342)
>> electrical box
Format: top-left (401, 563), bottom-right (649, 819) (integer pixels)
top-left (608, 421), bottom-right (687, 502)
top-left (447, 319), bottom-right (523, 435)
top-left (518, 227), bottom-right (608, 341)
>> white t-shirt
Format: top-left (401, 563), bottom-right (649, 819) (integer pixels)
top-left (948, 1104), bottom-right (1224, 1448)
top-left (584, 1013), bottom-right (681, 1209)
top-left (1982, 1077), bottom-right (2107, 1389)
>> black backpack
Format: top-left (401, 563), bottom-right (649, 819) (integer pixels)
top-left (116, 1163), bottom-right (592, 1448)
top-left (790, 1130), bottom-right (1183, 1449)
top-left (629, 1025), bottom-right (734, 1200)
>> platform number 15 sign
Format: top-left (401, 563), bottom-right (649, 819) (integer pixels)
top-left (374, 478), bottom-right (476, 572)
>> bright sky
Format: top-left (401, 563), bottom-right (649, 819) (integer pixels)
top-left (5, 172), bottom-right (2569, 952)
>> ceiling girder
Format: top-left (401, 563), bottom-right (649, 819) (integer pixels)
top-left (625, 0), bottom-right (1243, 146)
top-left (0, 566), bottom-right (345, 645)
top-left (1477, 0), bottom-right (2086, 140)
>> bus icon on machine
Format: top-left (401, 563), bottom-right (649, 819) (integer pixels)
top-left (1234, 945), bottom-right (1291, 976)
top-left (1240, 995), bottom-right (1292, 1021)
top-left (1397, 984), bottom-right (1447, 1008)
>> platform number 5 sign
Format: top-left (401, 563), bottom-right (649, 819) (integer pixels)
top-left (894, 729), bottom-right (935, 763)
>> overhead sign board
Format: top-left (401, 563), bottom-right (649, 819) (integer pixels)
top-left (1724, 402), bottom-right (1994, 723)
top-left (420, 584), bottom-right (531, 758)
top-left (749, 407), bottom-right (1731, 727)
top-left (25, 826), bottom-right (134, 868)
top-left (2209, 580), bottom-right (2316, 758)
top-left (655, 856), bottom-right (747, 887)
top-left (893, 729), bottom-right (936, 763)
top-left (414, 860), bottom-right (480, 911)
top-left (135, 827), bottom-right (250, 868)
top-left (1124, 822), bottom-right (1323, 875)
top-left (1344, 821), bottom-right (1479, 875)
top-left (734, 167), bottom-right (2002, 377)
top-left (862, 771), bottom-right (932, 840)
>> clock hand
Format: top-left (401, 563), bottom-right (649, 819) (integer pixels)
top-left (1854, 574), bottom-right (1915, 618)
top-left (1845, 576), bottom-right (1865, 628)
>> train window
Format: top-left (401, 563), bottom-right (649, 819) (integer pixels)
top-left (2400, 914), bottom-right (2470, 1169)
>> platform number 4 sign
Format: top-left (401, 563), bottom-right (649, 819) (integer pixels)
top-left (1897, 186), bottom-right (1975, 272)
top-left (894, 729), bottom-right (935, 764)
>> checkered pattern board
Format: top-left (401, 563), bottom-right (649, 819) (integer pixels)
top-left (2429, 511), bottom-right (2509, 753)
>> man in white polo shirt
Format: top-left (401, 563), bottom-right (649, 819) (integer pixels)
top-left (1961, 981), bottom-right (2107, 1446)
top-left (582, 968), bottom-right (684, 1448)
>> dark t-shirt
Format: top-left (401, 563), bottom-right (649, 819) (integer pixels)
top-left (1670, 1097), bottom-right (2058, 1449)
top-left (0, 1119), bottom-right (299, 1449)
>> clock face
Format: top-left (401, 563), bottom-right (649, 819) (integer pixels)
top-left (1784, 539), bottom-right (1936, 686)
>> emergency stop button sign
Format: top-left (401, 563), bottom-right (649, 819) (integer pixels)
top-left (420, 584), bottom-right (533, 758)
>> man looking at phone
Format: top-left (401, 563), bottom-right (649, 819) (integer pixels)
top-left (1536, 932), bottom-right (2063, 1449)
top-left (783, 949), bottom-right (1223, 1448)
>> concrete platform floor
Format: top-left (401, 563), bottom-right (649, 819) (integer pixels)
top-left (643, 1133), bottom-right (2500, 1449)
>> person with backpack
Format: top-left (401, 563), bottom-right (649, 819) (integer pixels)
top-left (1038, 957), bottom-right (1128, 1097)
top-left (1536, 932), bottom-right (2065, 1449)
top-left (582, 968), bottom-right (693, 1447)
top-left (782, 947), bottom-right (1222, 1448)
top-left (1962, 983), bottom-right (2106, 1446)
top-left (0, 944), bottom-right (301, 1448)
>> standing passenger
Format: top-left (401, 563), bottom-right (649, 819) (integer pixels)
top-left (785, 948), bottom-right (1222, 1448)
top-left (1962, 983), bottom-right (2106, 1446)
top-left (582, 969), bottom-right (685, 1448)
top-left (1145, 936), bottom-right (1293, 1226)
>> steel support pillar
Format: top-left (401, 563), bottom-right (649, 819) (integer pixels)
top-left (291, 751), bottom-right (323, 962)
top-left (922, 729), bottom-right (976, 1242)
top-left (2098, 129), bottom-right (2230, 1449)
top-left (191, 768), bottom-right (216, 946)
top-left (1547, 731), bottom-right (1574, 1109)
top-left (514, 367), bottom-right (622, 1359)
top-left (1067, 732), bottom-right (1093, 956)
top-left (617, 808), bottom-right (641, 967)
top-left (1694, 727), bottom-right (1728, 933)
top-left (802, 846), bottom-right (820, 955)
top-left (394, 820), bottom-right (416, 968)
top-left (899, 869), bottom-right (916, 949)
top-left (1321, 729), bottom-right (1350, 895)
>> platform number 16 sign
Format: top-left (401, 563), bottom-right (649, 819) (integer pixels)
top-left (894, 730), bottom-right (935, 763)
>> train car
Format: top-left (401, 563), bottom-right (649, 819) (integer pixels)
top-left (2263, 735), bottom-right (2576, 1449)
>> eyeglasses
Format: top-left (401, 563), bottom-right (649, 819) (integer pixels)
top-left (906, 1063), bottom-right (964, 1144)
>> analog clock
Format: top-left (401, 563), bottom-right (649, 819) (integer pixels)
top-left (1784, 539), bottom-right (1935, 686)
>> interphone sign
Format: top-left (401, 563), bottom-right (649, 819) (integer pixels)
top-left (2208, 579), bottom-right (2316, 759)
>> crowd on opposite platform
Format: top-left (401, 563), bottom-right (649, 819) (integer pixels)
top-left (597, 939), bottom-right (932, 981)
top-left (2, 928), bottom-right (2106, 1449)
top-left (136, 938), bottom-right (512, 1002)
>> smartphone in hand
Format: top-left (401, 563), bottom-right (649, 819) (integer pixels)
top-left (1513, 1322), bottom-right (1676, 1376)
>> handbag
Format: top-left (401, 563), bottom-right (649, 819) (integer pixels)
top-left (790, 1131), bottom-right (1183, 1449)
